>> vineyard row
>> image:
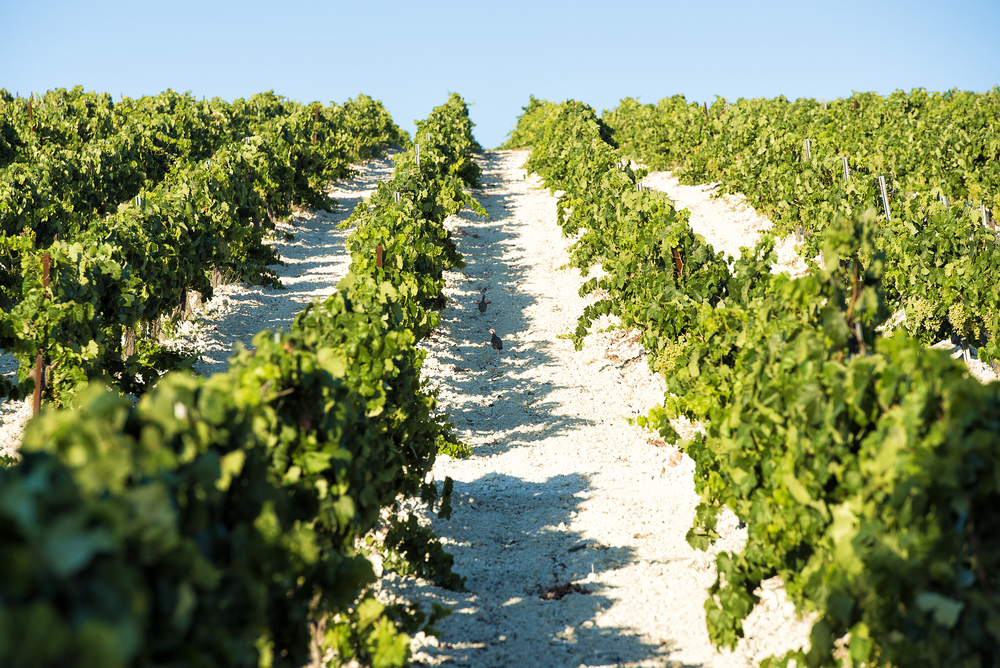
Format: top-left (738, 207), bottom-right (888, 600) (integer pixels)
top-left (0, 92), bottom-right (483, 668)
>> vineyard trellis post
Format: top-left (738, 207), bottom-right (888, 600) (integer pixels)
top-left (33, 253), bottom-right (51, 416)
top-left (981, 204), bottom-right (995, 231)
top-left (878, 175), bottom-right (892, 221)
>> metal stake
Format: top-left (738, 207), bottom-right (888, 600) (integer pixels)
top-left (878, 175), bottom-right (892, 221)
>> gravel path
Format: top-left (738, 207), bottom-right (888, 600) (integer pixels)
top-left (381, 150), bottom-right (812, 668)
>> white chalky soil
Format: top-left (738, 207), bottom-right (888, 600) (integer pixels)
top-left (382, 150), bottom-right (812, 668)
top-left (166, 154), bottom-right (397, 376)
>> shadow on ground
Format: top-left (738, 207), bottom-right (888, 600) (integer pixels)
top-left (177, 155), bottom-right (396, 376)
top-left (387, 151), bottom-right (700, 668)
top-left (386, 473), bottom-right (698, 668)
top-left (418, 153), bottom-right (597, 458)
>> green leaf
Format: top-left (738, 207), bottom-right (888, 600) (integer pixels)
top-left (915, 592), bottom-right (965, 629)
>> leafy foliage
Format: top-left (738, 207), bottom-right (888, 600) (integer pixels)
top-left (0, 92), bottom-right (482, 667)
top-left (603, 89), bottom-right (1000, 352)
top-left (0, 88), bottom-right (410, 405)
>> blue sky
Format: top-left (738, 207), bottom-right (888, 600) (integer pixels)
top-left (3, 0), bottom-right (998, 148)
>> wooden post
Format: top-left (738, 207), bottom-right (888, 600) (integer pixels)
top-left (312, 104), bottom-right (318, 146)
top-left (33, 253), bottom-right (50, 415)
top-left (376, 245), bottom-right (383, 268)
top-left (32, 353), bottom-right (43, 415)
top-left (704, 102), bottom-right (709, 121)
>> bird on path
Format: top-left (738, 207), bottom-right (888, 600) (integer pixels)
top-left (477, 294), bottom-right (491, 314)
top-left (488, 329), bottom-right (503, 354)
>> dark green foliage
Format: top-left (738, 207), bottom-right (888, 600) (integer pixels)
top-left (0, 88), bottom-right (411, 405)
top-left (0, 92), bottom-right (480, 668)
top-left (4, 379), bottom-right (317, 668)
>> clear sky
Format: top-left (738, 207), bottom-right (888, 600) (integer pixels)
top-left (3, 0), bottom-right (998, 148)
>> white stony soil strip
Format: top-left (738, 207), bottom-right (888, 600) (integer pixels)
top-left (379, 150), bottom-right (811, 668)
top-left (0, 154), bottom-right (396, 457)
top-left (0, 355), bottom-right (27, 460)
top-left (638, 172), bottom-right (808, 276)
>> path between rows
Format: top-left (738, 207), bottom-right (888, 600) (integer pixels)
top-left (382, 150), bottom-right (811, 668)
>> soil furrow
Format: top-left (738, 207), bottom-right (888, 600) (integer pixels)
top-left (386, 150), bottom-right (811, 668)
